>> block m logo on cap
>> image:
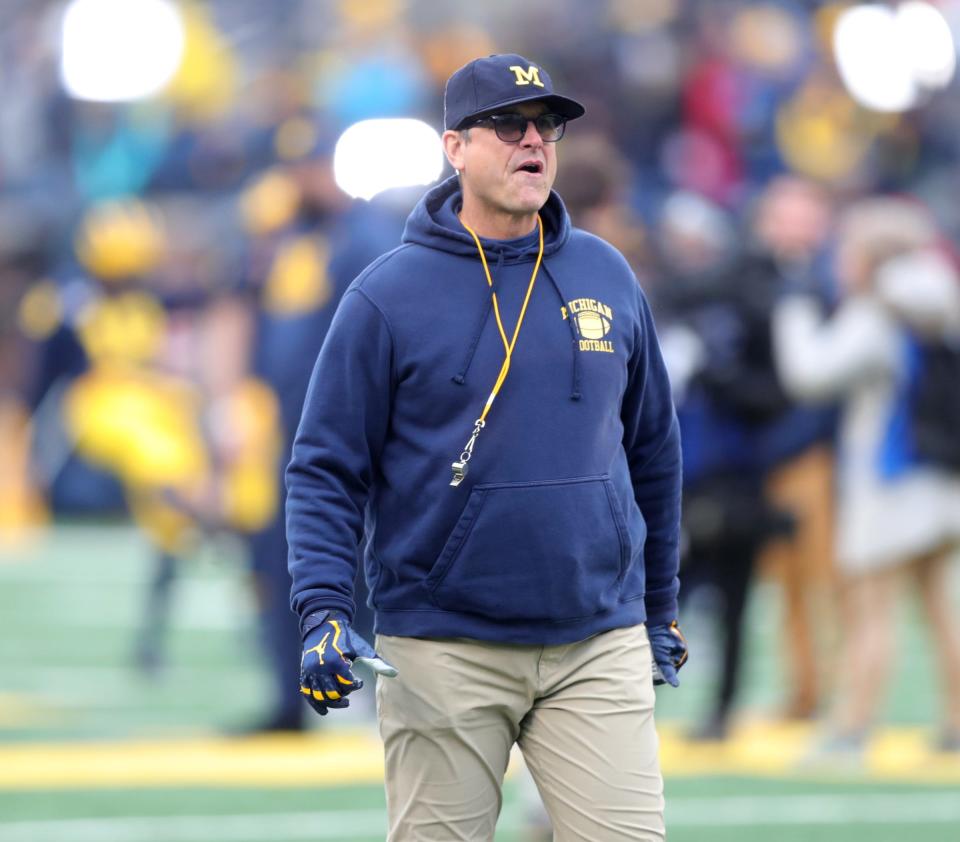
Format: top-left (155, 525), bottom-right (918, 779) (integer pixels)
top-left (509, 65), bottom-right (545, 88)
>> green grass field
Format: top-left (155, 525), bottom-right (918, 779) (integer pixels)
top-left (1, 523), bottom-right (958, 841)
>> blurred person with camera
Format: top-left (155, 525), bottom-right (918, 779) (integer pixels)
top-left (774, 197), bottom-right (960, 758)
top-left (286, 54), bottom-right (686, 839)
top-left (651, 188), bottom-right (804, 740)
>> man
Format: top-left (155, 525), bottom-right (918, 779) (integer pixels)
top-left (287, 53), bottom-right (687, 841)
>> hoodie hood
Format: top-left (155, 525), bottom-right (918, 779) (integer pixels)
top-left (402, 175), bottom-right (581, 395)
top-left (402, 175), bottom-right (571, 261)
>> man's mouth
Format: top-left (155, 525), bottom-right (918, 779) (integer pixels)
top-left (516, 160), bottom-right (544, 175)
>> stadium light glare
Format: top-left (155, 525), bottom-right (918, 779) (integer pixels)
top-left (60, 0), bottom-right (185, 102)
top-left (833, 2), bottom-right (956, 113)
top-left (333, 119), bottom-right (444, 201)
top-left (834, 5), bottom-right (918, 112)
top-left (899, 1), bottom-right (956, 88)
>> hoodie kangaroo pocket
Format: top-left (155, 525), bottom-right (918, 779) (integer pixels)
top-left (426, 475), bottom-right (629, 622)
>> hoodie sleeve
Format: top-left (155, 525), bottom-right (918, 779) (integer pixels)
top-left (286, 287), bottom-right (395, 627)
top-left (621, 284), bottom-right (682, 626)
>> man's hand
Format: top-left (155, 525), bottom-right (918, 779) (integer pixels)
top-left (648, 621), bottom-right (688, 688)
top-left (299, 611), bottom-right (398, 716)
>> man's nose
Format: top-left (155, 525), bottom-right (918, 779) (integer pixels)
top-left (520, 119), bottom-right (544, 146)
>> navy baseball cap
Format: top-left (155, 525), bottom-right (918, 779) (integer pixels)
top-left (443, 54), bottom-right (585, 131)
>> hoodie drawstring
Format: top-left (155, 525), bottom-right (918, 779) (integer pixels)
top-left (543, 262), bottom-right (583, 401)
top-left (452, 249), bottom-right (505, 385)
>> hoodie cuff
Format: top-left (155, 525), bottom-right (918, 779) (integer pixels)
top-left (643, 595), bottom-right (679, 628)
top-left (299, 600), bottom-right (353, 637)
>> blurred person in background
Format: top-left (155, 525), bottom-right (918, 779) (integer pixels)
top-left (652, 189), bottom-right (797, 740)
top-left (18, 195), bottom-right (284, 676)
top-left (552, 131), bottom-right (652, 281)
top-left (126, 194), bottom-right (284, 677)
top-left (0, 205), bottom-right (52, 539)
top-left (233, 115), bottom-right (403, 732)
top-left (774, 197), bottom-right (960, 757)
top-left (747, 175), bottom-right (839, 723)
top-left (17, 202), bottom-right (138, 518)
top-left (21, 197), bottom-right (215, 661)
top-left (287, 54), bottom-right (686, 840)
top-left (21, 199), bottom-right (202, 524)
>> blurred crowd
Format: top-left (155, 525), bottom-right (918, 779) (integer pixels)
top-left (2, 0), bottom-right (960, 752)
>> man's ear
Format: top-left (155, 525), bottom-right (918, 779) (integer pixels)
top-left (442, 130), bottom-right (466, 172)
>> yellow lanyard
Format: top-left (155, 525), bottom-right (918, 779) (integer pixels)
top-left (450, 215), bottom-right (544, 487)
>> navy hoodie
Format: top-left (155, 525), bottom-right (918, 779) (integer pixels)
top-left (286, 176), bottom-right (681, 645)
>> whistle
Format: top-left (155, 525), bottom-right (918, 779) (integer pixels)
top-left (450, 460), bottom-right (468, 487)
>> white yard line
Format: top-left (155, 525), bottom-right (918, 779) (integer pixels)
top-left (0, 810), bottom-right (389, 842)
top-left (1, 793), bottom-right (959, 841)
top-left (667, 792), bottom-right (960, 825)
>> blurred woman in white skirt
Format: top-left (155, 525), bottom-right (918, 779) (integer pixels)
top-left (774, 197), bottom-right (960, 756)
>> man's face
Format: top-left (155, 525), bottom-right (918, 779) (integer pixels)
top-left (445, 102), bottom-right (559, 223)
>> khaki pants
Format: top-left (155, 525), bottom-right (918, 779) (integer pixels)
top-left (376, 625), bottom-right (664, 841)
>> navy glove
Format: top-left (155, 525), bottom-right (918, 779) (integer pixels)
top-left (648, 621), bottom-right (688, 688)
top-left (299, 610), bottom-right (397, 716)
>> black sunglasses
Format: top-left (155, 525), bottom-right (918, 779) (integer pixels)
top-left (465, 112), bottom-right (567, 143)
